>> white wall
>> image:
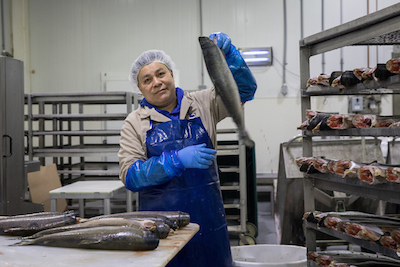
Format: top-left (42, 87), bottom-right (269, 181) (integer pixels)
top-left (5, 0), bottom-right (400, 175)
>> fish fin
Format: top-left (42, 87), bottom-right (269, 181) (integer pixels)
top-left (11, 239), bottom-right (34, 246)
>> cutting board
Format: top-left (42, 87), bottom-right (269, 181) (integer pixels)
top-left (0, 223), bottom-right (199, 267)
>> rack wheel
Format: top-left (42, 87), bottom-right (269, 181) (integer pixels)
top-left (238, 233), bottom-right (257, 246)
top-left (246, 222), bottom-right (258, 238)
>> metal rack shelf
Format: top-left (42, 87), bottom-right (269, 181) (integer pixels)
top-left (299, 3), bottom-right (400, 263)
top-left (305, 221), bottom-right (400, 260)
top-left (25, 92), bottom-right (140, 183)
top-left (305, 173), bottom-right (400, 205)
top-left (303, 128), bottom-right (400, 137)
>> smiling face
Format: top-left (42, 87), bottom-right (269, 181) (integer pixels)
top-left (137, 62), bottom-right (177, 112)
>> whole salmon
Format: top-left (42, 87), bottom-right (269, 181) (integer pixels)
top-left (199, 36), bottom-right (254, 147)
top-left (14, 226), bottom-right (159, 251)
top-left (86, 212), bottom-right (178, 230)
top-left (0, 211), bottom-right (77, 236)
top-left (25, 217), bottom-right (157, 239)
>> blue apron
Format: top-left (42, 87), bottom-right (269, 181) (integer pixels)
top-left (140, 117), bottom-right (233, 267)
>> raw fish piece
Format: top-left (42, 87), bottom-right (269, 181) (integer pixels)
top-left (307, 251), bottom-right (319, 261)
top-left (327, 160), bottom-right (337, 174)
top-left (390, 229), bottom-right (400, 244)
top-left (386, 167), bottom-right (400, 183)
top-left (361, 68), bottom-right (375, 80)
top-left (316, 254), bottom-right (334, 267)
top-left (329, 71), bottom-right (343, 85)
top-left (377, 119), bottom-right (396, 127)
top-left (306, 76), bottom-right (318, 87)
top-left (313, 158), bottom-right (330, 173)
top-left (386, 58), bottom-right (400, 73)
top-left (337, 221), bottom-right (350, 232)
top-left (333, 160), bottom-right (353, 176)
top-left (352, 114), bottom-right (377, 128)
top-left (317, 74), bottom-right (331, 86)
top-left (327, 114), bottom-right (354, 129)
top-left (331, 76), bottom-right (345, 89)
top-left (380, 235), bottom-right (397, 250)
top-left (345, 223), bottom-right (363, 237)
top-left (353, 67), bottom-right (370, 80)
top-left (324, 217), bottom-right (341, 230)
top-left (358, 165), bottom-right (386, 185)
top-left (342, 161), bottom-right (362, 178)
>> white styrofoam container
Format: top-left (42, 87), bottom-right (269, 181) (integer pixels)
top-left (231, 244), bottom-right (307, 267)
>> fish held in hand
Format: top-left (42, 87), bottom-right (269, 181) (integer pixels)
top-left (199, 36), bottom-right (253, 147)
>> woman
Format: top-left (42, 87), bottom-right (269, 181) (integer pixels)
top-left (118, 32), bottom-right (257, 267)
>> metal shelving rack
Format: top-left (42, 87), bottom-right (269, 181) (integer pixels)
top-left (217, 128), bottom-right (256, 245)
top-left (25, 92), bottom-right (141, 184)
top-left (299, 3), bottom-right (400, 264)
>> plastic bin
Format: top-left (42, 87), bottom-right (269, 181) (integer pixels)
top-left (231, 244), bottom-right (307, 267)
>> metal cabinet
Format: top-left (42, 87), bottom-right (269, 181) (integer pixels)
top-left (0, 56), bottom-right (42, 215)
top-left (299, 3), bottom-right (400, 264)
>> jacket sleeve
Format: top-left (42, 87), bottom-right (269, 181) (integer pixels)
top-left (118, 113), bottom-right (185, 192)
top-left (125, 150), bottom-right (184, 192)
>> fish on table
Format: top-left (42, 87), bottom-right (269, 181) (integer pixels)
top-left (24, 217), bottom-right (157, 240)
top-left (86, 212), bottom-right (179, 230)
top-left (0, 211), bottom-right (77, 236)
top-left (14, 226), bottom-right (159, 251)
top-left (198, 36), bottom-right (253, 148)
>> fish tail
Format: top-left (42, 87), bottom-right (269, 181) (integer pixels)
top-left (240, 130), bottom-right (254, 148)
top-left (11, 239), bottom-right (35, 246)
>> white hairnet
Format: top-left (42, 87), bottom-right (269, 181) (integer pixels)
top-left (129, 49), bottom-right (176, 88)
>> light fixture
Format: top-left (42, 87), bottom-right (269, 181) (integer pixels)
top-left (239, 47), bottom-right (273, 66)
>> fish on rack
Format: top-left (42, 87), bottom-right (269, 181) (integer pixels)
top-left (352, 114), bottom-right (377, 128)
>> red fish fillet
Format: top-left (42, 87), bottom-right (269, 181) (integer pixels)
top-left (342, 161), bottom-right (361, 178)
top-left (327, 114), bottom-right (354, 129)
top-left (324, 217), bottom-right (341, 230)
top-left (306, 77), bottom-right (318, 87)
top-left (353, 67), bottom-right (371, 80)
top-left (333, 160), bottom-right (352, 176)
top-left (358, 165), bottom-right (386, 185)
top-left (352, 114), bottom-right (377, 128)
top-left (380, 235), bottom-right (397, 250)
top-left (386, 167), bottom-right (400, 183)
top-left (390, 229), bottom-right (400, 245)
top-left (386, 58), bottom-right (400, 73)
top-left (377, 119), bottom-right (396, 127)
top-left (331, 76), bottom-right (345, 89)
top-left (317, 74), bottom-right (331, 86)
top-left (315, 254), bottom-right (334, 267)
top-left (345, 223), bottom-right (363, 237)
top-left (313, 158), bottom-right (329, 173)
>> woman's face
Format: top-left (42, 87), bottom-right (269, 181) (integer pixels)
top-left (137, 62), bottom-right (176, 112)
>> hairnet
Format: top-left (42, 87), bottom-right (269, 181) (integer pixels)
top-left (129, 50), bottom-right (176, 88)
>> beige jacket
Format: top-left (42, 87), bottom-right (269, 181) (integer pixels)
top-left (118, 87), bottom-right (229, 183)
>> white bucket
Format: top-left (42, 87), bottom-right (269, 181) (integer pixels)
top-left (231, 244), bottom-right (307, 267)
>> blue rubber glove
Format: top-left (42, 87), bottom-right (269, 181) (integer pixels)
top-left (125, 150), bottom-right (184, 192)
top-left (209, 32), bottom-right (257, 102)
top-left (177, 143), bottom-right (216, 169)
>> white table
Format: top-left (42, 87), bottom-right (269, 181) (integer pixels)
top-left (0, 223), bottom-right (199, 267)
top-left (49, 180), bottom-right (133, 217)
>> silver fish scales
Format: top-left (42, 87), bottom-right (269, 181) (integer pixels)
top-left (199, 36), bottom-right (254, 147)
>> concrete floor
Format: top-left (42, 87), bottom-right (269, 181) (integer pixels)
top-left (229, 192), bottom-right (278, 246)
